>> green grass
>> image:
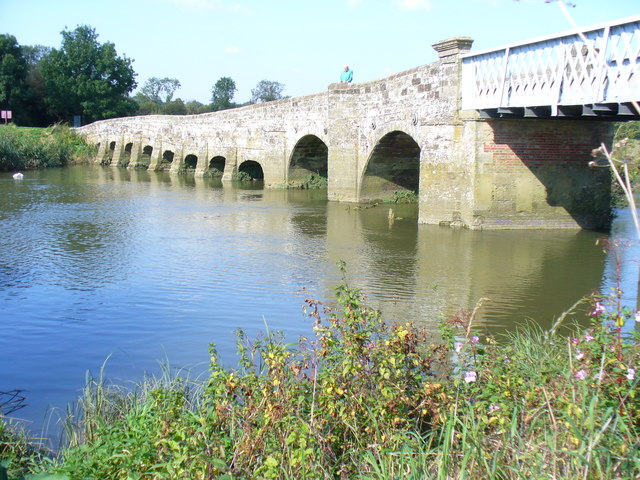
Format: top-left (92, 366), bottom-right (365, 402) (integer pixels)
top-left (0, 125), bottom-right (96, 172)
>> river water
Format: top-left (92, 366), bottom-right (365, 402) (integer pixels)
top-left (1, 166), bottom-right (638, 439)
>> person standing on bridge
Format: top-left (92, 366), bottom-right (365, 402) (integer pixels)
top-left (340, 65), bottom-right (353, 83)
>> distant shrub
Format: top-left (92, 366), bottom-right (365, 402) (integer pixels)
top-left (0, 125), bottom-right (95, 171)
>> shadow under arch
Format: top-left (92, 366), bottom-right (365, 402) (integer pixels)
top-left (138, 145), bottom-right (153, 169)
top-left (209, 155), bottom-right (226, 177)
top-left (184, 154), bottom-right (198, 170)
top-left (288, 134), bottom-right (328, 189)
top-left (237, 160), bottom-right (264, 182)
top-left (360, 130), bottom-right (420, 204)
top-left (160, 150), bottom-right (174, 171)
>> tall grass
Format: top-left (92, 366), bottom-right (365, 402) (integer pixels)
top-left (0, 125), bottom-right (96, 172)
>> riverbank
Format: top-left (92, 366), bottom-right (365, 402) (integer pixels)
top-left (2, 272), bottom-right (638, 480)
top-left (0, 125), bottom-right (95, 171)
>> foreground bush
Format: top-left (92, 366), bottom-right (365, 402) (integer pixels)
top-left (2, 267), bottom-right (639, 479)
top-left (0, 125), bottom-right (95, 171)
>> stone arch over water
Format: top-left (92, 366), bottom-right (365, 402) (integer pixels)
top-left (139, 145), bottom-right (153, 169)
top-left (288, 135), bottom-right (328, 188)
top-left (104, 141), bottom-right (116, 165)
top-left (359, 130), bottom-right (420, 203)
top-left (161, 150), bottom-right (174, 170)
top-left (237, 160), bottom-right (264, 181)
top-left (121, 142), bottom-right (133, 167)
top-left (209, 156), bottom-right (226, 176)
top-left (184, 154), bottom-right (198, 170)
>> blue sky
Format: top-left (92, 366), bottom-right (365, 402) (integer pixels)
top-left (1, 0), bottom-right (638, 104)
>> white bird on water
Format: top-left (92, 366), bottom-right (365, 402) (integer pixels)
top-left (12, 172), bottom-right (23, 180)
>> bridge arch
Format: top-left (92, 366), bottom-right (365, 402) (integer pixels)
top-left (288, 134), bottom-right (328, 188)
top-left (119, 142), bottom-right (133, 167)
top-left (359, 130), bottom-right (420, 203)
top-left (209, 156), bottom-right (225, 177)
top-left (139, 145), bottom-right (153, 169)
top-left (161, 150), bottom-right (174, 170)
top-left (236, 160), bottom-right (264, 181)
top-left (184, 154), bottom-right (198, 170)
top-left (104, 141), bottom-right (116, 165)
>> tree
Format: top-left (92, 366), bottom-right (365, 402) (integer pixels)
top-left (185, 100), bottom-right (210, 115)
top-left (0, 34), bottom-right (28, 111)
top-left (40, 25), bottom-right (137, 123)
top-left (250, 80), bottom-right (285, 103)
top-left (20, 44), bottom-right (54, 126)
top-left (210, 76), bottom-right (237, 111)
top-left (163, 98), bottom-right (187, 115)
top-left (139, 77), bottom-right (181, 105)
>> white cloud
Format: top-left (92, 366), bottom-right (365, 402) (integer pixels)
top-left (395, 0), bottom-right (432, 10)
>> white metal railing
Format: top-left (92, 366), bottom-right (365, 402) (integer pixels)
top-left (461, 15), bottom-right (640, 112)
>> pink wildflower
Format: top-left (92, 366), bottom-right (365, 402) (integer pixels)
top-left (627, 368), bottom-right (636, 381)
top-left (591, 302), bottom-right (606, 316)
top-left (636, 311), bottom-right (640, 323)
top-left (575, 351), bottom-right (584, 361)
top-left (464, 371), bottom-right (477, 383)
top-left (574, 369), bottom-right (587, 380)
top-left (471, 335), bottom-right (479, 344)
top-left (584, 334), bottom-right (594, 343)
top-left (454, 342), bottom-right (463, 353)
top-left (572, 338), bottom-right (579, 345)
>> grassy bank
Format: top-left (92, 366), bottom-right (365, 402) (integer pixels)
top-left (1, 264), bottom-right (638, 480)
top-left (0, 125), bottom-right (96, 172)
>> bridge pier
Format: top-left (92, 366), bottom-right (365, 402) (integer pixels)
top-left (108, 139), bottom-right (124, 167)
top-left (148, 144), bottom-right (163, 171)
top-left (169, 148), bottom-right (184, 174)
top-left (327, 85), bottom-right (362, 202)
top-left (422, 117), bottom-right (615, 230)
top-left (127, 141), bottom-right (142, 169)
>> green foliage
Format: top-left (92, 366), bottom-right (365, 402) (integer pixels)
top-left (0, 125), bottom-right (95, 171)
top-left (231, 171), bottom-right (252, 181)
top-left (251, 80), bottom-right (285, 103)
top-left (289, 174), bottom-right (328, 189)
top-left (210, 77), bottom-right (237, 111)
top-left (615, 121), bottom-right (640, 141)
top-left (0, 418), bottom-right (54, 479)
top-left (139, 77), bottom-right (181, 105)
top-left (0, 35), bottom-right (29, 109)
top-left (40, 25), bottom-right (137, 124)
top-left (385, 189), bottom-right (418, 204)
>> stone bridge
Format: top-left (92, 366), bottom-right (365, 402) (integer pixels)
top-left (77, 37), bottom-right (619, 230)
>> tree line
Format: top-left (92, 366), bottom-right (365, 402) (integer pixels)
top-left (0, 25), bottom-right (287, 127)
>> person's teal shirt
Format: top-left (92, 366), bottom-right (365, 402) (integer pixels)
top-left (340, 68), bottom-right (353, 83)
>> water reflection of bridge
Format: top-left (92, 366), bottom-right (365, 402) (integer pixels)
top-left (91, 167), bottom-right (608, 331)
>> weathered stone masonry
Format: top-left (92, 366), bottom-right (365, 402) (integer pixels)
top-left (77, 38), bottom-right (615, 230)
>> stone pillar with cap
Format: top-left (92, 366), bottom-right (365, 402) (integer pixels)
top-left (432, 37), bottom-right (474, 63)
